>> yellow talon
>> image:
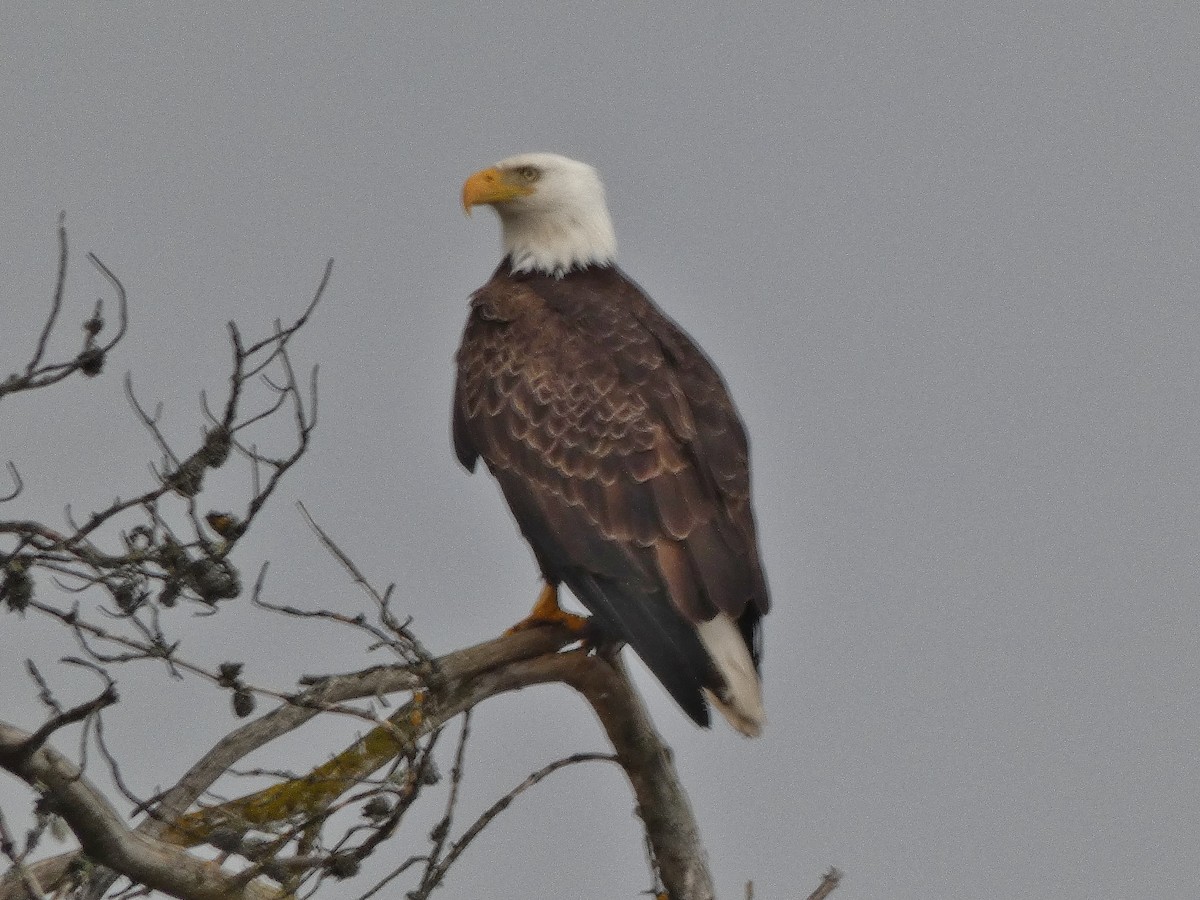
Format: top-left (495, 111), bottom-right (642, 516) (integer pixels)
top-left (505, 584), bottom-right (589, 634)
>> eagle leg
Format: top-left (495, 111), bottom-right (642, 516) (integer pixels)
top-left (505, 583), bottom-right (589, 635)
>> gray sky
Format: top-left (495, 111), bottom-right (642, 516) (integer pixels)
top-left (2, 3), bottom-right (1198, 898)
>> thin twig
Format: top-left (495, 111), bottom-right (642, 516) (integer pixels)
top-left (352, 854), bottom-right (426, 900)
top-left (0, 463), bottom-right (22, 503)
top-left (24, 218), bottom-right (69, 377)
top-left (415, 712), bottom-right (471, 892)
top-left (2, 226), bottom-right (130, 401)
top-left (295, 501), bottom-right (430, 665)
top-left (409, 750), bottom-right (617, 900)
top-left (241, 260), bottom-right (332, 360)
top-left (0, 809), bottom-right (46, 900)
top-left (5, 681), bottom-right (118, 761)
top-left (86, 251), bottom-right (130, 352)
top-left (24, 661), bottom-right (63, 716)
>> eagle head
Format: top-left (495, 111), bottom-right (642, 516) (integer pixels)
top-left (462, 152), bottom-right (617, 276)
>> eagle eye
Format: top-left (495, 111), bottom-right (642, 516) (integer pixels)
top-left (514, 166), bottom-right (540, 183)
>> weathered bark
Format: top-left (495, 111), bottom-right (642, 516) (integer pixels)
top-left (563, 652), bottom-right (716, 900)
top-left (2, 628), bottom-right (715, 900)
top-left (0, 722), bottom-right (280, 900)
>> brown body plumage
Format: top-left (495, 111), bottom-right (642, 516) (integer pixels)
top-left (453, 258), bottom-right (770, 731)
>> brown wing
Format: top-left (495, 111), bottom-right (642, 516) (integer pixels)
top-left (453, 263), bottom-right (768, 725)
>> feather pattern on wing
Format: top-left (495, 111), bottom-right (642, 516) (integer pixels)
top-left (454, 261), bottom-right (769, 730)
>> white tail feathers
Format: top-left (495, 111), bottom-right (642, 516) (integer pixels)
top-left (696, 614), bottom-right (765, 737)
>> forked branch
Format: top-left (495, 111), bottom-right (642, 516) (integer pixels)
top-left (0, 220), bottom-right (128, 403)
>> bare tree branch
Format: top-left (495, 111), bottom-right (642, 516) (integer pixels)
top-left (148, 626), bottom-right (574, 836)
top-left (5, 679), bottom-right (117, 762)
top-left (0, 809), bottom-right (46, 900)
top-left (560, 651), bottom-right (716, 900)
top-left (160, 636), bottom-right (584, 848)
top-left (4, 620), bottom-right (726, 900)
top-left (294, 502), bottom-right (429, 666)
top-left (0, 464), bottom-right (22, 504)
top-left (0, 722), bottom-right (281, 900)
top-left (805, 867), bottom-right (843, 900)
top-left (23, 216), bottom-right (69, 379)
top-left (161, 640), bottom-right (718, 899)
top-left (1, 221), bottom-right (129, 402)
top-left (408, 750), bottom-right (617, 900)
top-left (0, 631), bottom-right (574, 900)
top-left (1, 237), bottom-right (790, 900)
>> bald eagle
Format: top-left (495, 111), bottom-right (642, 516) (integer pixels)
top-left (454, 153), bottom-right (769, 736)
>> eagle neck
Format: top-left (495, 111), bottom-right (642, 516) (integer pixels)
top-left (500, 259), bottom-right (620, 289)
top-left (498, 207), bottom-right (617, 278)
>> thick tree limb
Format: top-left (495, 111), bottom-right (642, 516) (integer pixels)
top-left (152, 626), bottom-right (574, 839)
top-left (0, 723), bottom-right (280, 900)
top-left (162, 640), bottom-right (586, 846)
top-left (562, 652), bottom-right (715, 900)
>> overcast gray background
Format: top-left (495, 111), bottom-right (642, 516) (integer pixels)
top-left (2, 4), bottom-right (1198, 899)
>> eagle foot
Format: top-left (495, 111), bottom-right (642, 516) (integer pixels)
top-left (505, 584), bottom-right (589, 635)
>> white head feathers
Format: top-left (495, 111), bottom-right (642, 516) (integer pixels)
top-left (465, 152), bottom-right (617, 276)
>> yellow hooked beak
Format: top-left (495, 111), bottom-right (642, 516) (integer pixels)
top-left (461, 167), bottom-right (535, 215)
